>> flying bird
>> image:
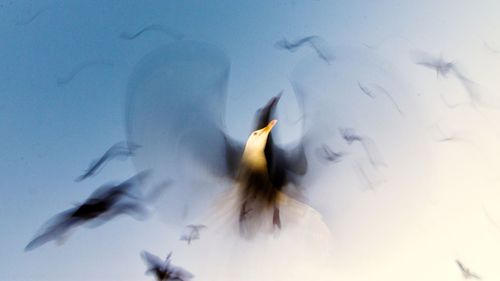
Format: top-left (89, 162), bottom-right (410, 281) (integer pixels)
top-left (339, 127), bottom-right (386, 168)
top-left (126, 41), bottom-right (313, 239)
top-left (455, 260), bottom-right (481, 280)
top-left (275, 36), bottom-right (335, 64)
top-left (25, 171), bottom-right (150, 251)
top-left (56, 59), bottom-right (114, 86)
top-left (120, 24), bottom-right (184, 41)
top-left (141, 251), bottom-right (194, 281)
top-left (412, 51), bottom-right (480, 107)
top-left (16, 5), bottom-right (51, 26)
top-left (357, 82), bottom-right (404, 115)
top-left (180, 224), bottom-right (206, 244)
top-left (75, 141), bottom-right (141, 182)
top-left (315, 144), bottom-right (344, 163)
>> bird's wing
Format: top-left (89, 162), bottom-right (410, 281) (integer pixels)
top-left (125, 41), bottom-right (242, 184)
top-left (455, 260), bottom-right (466, 272)
top-left (410, 50), bottom-right (440, 69)
top-left (25, 210), bottom-right (80, 251)
top-left (87, 170), bottom-right (151, 200)
top-left (125, 41), bottom-right (245, 220)
top-left (141, 251), bottom-right (164, 268)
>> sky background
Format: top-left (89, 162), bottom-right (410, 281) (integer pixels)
top-left (2, 0), bottom-right (500, 280)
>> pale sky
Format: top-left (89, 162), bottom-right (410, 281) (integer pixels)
top-left (1, 0), bottom-right (500, 280)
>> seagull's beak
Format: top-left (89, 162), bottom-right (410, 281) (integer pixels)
top-left (263, 120), bottom-right (277, 133)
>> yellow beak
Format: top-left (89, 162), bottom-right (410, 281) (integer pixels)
top-left (263, 119), bottom-right (277, 133)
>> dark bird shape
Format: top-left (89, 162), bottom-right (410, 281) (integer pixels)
top-left (16, 6), bottom-right (51, 26)
top-left (275, 36), bottom-right (335, 64)
top-left (315, 144), bottom-right (344, 163)
top-left (120, 24), bottom-right (184, 41)
top-left (484, 41), bottom-right (500, 54)
top-left (141, 251), bottom-right (194, 281)
top-left (339, 128), bottom-right (386, 168)
top-left (126, 41), bottom-right (309, 239)
top-left (357, 82), bottom-right (404, 115)
top-left (180, 224), bottom-right (206, 244)
top-left (412, 51), bottom-right (480, 107)
top-left (75, 141), bottom-right (141, 182)
top-left (25, 171), bottom-right (150, 251)
top-left (56, 60), bottom-right (114, 86)
top-left (455, 260), bottom-right (481, 280)
top-left (357, 81), bottom-right (376, 99)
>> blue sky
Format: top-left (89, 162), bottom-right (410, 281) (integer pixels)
top-left (2, 0), bottom-right (500, 280)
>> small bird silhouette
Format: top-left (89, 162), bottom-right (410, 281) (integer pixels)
top-left (75, 141), bottom-right (141, 182)
top-left (141, 251), bottom-right (194, 281)
top-left (25, 171), bottom-right (150, 251)
top-left (180, 224), bottom-right (207, 244)
top-left (455, 259), bottom-right (481, 280)
top-left (275, 36), bottom-right (334, 64)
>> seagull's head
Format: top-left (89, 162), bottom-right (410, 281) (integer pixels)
top-left (242, 120), bottom-right (277, 168)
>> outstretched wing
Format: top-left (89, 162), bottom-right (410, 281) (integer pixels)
top-left (125, 40), bottom-right (243, 219)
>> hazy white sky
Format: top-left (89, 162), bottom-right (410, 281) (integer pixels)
top-left (1, 0), bottom-right (500, 280)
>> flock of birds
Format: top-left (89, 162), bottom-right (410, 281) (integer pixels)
top-left (15, 6), bottom-right (492, 280)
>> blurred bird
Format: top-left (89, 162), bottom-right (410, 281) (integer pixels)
top-left (275, 36), bottom-right (334, 64)
top-left (315, 144), bottom-right (344, 163)
top-left (412, 51), bottom-right (480, 106)
top-left (56, 59), bottom-right (114, 86)
top-left (120, 24), bottom-right (184, 41)
top-left (126, 41), bottom-right (312, 239)
top-left (339, 127), bottom-right (386, 168)
top-left (141, 251), bottom-right (194, 281)
top-left (75, 141), bottom-right (141, 182)
top-left (180, 224), bottom-right (206, 244)
top-left (455, 260), bottom-right (481, 280)
top-left (25, 171), bottom-right (150, 251)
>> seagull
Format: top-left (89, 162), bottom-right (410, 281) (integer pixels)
top-left (339, 127), bottom-right (386, 168)
top-left (180, 224), bottom-right (206, 244)
top-left (126, 41), bottom-right (312, 238)
top-left (412, 51), bottom-right (480, 107)
top-left (275, 36), bottom-right (335, 64)
top-left (455, 259), bottom-right (481, 280)
top-left (75, 141), bottom-right (141, 182)
top-left (25, 171), bottom-right (150, 251)
top-left (315, 144), bottom-right (344, 163)
top-left (141, 251), bottom-right (194, 281)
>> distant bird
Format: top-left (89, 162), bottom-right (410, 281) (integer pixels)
top-left (120, 24), bottom-right (184, 41)
top-left (315, 144), bottom-right (344, 163)
top-left (483, 41), bottom-right (500, 54)
top-left (180, 224), bottom-right (206, 244)
top-left (357, 81), bottom-right (376, 99)
top-left (455, 260), bottom-right (481, 280)
top-left (25, 171), bottom-right (150, 251)
top-left (56, 59), bottom-right (114, 86)
top-left (141, 251), bottom-right (194, 281)
top-left (75, 141), bottom-right (141, 182)
top-left (357, 82), bottom-right (404, 115)
top-left (275, 36), bottom-right (334, 64)
top-left (412, 51), bottom-right (480, 107)
top-left (16, 5), bottom-right (51, 26)
top-left (339, 127), bottom-right (386, 168)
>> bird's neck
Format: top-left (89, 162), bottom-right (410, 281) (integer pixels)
top-left (241, 148), bottom-right (267, 171)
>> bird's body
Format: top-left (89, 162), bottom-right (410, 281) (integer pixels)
top-left (141, 251), bottom-right (194, 281)
top-left (25, 172), bottom-right (149, 251)
top-left (237, 120), bottom-right (283, 237)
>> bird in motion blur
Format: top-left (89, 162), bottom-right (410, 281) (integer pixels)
top-left (455, 260), bottom-right (481, 280)
top-left (141, 251), bottom-right (194, 281)
top-left (126, 41), bottom-right (325, 239)
top-left (25, 171), bottom-right (150, 251)
top-left (180, 224), bottom-right (206, 244)
top-left (75, 141), bottom-right (141, 182)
